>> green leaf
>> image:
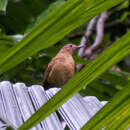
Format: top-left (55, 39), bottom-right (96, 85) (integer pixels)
top-left (100, 72), bottom-right (130, 87)
top-left (73, 55), bottom-right (89, 64)
top-left (81, 86), bottom-right (130, 130)
top-left (0, 33), bottom-right (23, 53)
top-left (18, 32), bottom-right (130, 130)
top-left (0, 0), bottom-right (124, 73)
top-left (25, 0), bottom-right (65, 34)
top-left (0, 0), bottom-right (8, 14)
top-left (80, 82), bottom-right (112, 101)
top-left (80, 80), bottom-right (118, 100)
top-left (0, 0), bottom-right (50, 33)
top-left (120, 0), bottom-right (129, 9)
top-left (34, 0), bottom-right (65, 27)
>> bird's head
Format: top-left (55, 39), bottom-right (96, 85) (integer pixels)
top-left (60, 44), bottom-right (84, 55)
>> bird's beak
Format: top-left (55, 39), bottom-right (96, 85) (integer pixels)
top-left (76, 45), bottom-right (84, 49)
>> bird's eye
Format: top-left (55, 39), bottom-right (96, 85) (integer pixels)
top-left (70, 45), bottom-right (72, 47)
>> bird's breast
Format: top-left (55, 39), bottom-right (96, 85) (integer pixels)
top-left (47, 56), bottom-right (75, 87)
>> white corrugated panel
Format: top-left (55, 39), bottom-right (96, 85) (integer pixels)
top-left (0, 81), bottom-right (107, 130)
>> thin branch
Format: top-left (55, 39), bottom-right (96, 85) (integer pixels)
top-left (77, 12), bottom-right (109, 71)
top-left (77, 16), bottom-right (98, 71)
top-left (78, 16), bottom-right (98, 57)
top-left (84, 11), bottom-right (109, 57)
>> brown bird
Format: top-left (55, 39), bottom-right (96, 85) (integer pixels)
top-left (43, 44), bottom-right (84, 90)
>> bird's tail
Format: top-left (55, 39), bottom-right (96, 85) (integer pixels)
top-left (43, 81), bottom-right (49, 90)
top-left (44, 85), bottom-right (49, 90)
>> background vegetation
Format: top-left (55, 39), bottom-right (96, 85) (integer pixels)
top-left (0, 0), bottom-right (130, 129)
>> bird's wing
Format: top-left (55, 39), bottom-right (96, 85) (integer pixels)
top-left (43, 66), bottom-right (50, 84)
top-left (43, 61), bottom-right (53, 86)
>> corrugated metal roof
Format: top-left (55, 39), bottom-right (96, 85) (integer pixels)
top-left (0, 81), bottom-right (107, 130)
